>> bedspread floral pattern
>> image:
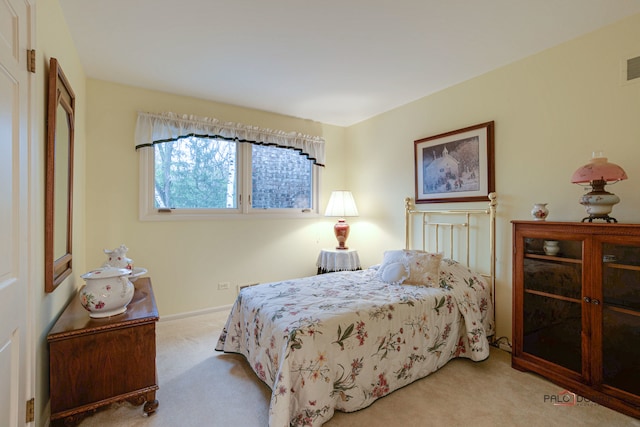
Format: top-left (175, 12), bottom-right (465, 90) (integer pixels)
top-left (216, 259), bottom-right (493, 427)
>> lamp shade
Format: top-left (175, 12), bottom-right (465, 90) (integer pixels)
top-left (324, 191), bottom-right (359, 217)
top-left (571, 152), bottom-right (628, 184)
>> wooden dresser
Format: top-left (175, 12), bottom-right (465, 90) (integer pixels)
top-left (48, 277), bottom-right (159, 426)
top-left (512, 221), bottom-right (640, 419)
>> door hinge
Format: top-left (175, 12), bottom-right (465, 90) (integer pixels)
top-left (26, 398), bottom-right (34, 423)
top-left (27, 49), bottom-right (36, 73)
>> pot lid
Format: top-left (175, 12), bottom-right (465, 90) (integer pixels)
top-left (81, 267), bottom-right (132, 280)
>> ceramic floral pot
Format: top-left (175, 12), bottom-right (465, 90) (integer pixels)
top-left (79, 267), bottom-right (134, 318)
top-left (543, 240), bottom-right (560, 256)
top-left (103, 244), bottom-right (134, 270)
top-left (531, 203), bottom-right (549, 221)
top-left (102, 244), bottom-right (148, 282)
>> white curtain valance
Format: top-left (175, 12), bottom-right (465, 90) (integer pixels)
top-left (135, 111), bottom-right (325, 166)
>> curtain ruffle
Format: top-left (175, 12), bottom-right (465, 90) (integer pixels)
top-left (135, 111), bottom-right (325, 166)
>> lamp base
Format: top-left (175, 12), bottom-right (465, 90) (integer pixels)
top-left (579, 186), bottom-right (620, 224)
top-left (334, 219), bottom-right (350, 250)
top-left (581, 214), bottom-right (618, 223)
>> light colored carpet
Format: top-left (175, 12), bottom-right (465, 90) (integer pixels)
top-left (76, 310), bottom-right (639, 427)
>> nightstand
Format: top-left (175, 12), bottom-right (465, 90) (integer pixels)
top-left (316, 248), bottom-right (361, 274)
top-left (48, 277), bottom-right (159, 426)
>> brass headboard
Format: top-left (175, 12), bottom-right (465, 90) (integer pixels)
top-left (404, 193), bottom-right (497, 327)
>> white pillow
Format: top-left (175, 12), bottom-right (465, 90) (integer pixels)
top-left (377, 250), bottom-right (443, 287)
top-left (403, 250), bottom-right (442, 287)
top-left (377, 251), bottom-right (410, 285)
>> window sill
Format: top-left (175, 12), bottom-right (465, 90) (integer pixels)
top-left (139, 210), bottom-right (321, 221)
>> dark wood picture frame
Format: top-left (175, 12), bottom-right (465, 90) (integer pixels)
top-left (45, 58), bottom-right (75, 292)
top-left (414, 121), bottom-right (494, 204)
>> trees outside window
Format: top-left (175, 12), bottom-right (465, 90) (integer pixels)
top-left (141, 136), bottom-right (318, 219)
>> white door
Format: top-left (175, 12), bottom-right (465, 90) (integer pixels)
top-left (0, 0), bottom-right (33, 425)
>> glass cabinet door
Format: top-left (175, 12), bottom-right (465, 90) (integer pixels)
top-left (601, 242), bottom-right (640, 395)
top-left (522, 237), bottom-right (583, 373)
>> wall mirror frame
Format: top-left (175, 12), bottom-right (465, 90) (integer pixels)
top-left (45, 57), bottom-right (75, 292)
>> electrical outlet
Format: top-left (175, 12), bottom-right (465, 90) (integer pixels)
top-left (218, 282), bottom-right (230, 290)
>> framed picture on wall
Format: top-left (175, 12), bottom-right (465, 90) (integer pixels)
top-left (414, 121), bottom-right (494, 203)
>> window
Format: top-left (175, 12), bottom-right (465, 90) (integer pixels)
top-left (140, 136), bottom-right (319, 219)
top-left (136, 112), bottom-right (324, 220)
top-left (154, 137), bottom-right (237, 209)
top-left (251, 144), bottom-right (313, 210)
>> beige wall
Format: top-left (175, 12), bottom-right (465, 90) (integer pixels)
top-left (84, 81), bottom-right (348, 316)
top-left (35, 0), bottom-right (87, 424)
top-left (346, 12), bottom-right (640, 341)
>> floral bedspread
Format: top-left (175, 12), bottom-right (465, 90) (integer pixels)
top-left (215, 259), bottom-right (494, 427)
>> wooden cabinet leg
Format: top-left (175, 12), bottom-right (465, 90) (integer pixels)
top-left (126, 391), bottom-right (159, 415)
top-left (144, 399), bottom-right (159, 415)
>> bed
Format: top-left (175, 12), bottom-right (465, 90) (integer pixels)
top-left (215, 194), bottom-right (497, 427)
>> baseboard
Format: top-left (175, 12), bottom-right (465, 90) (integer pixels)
top-left (237, 282), bottom-right (260, 293)
top-left (490, 336), bottom-right (512, 353)
top-left (159, 304), bottom-right (233, 322)
top-left (43, 399), bottom-right (51, 427)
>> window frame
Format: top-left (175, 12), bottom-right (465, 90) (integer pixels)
top-left (138, 141), bottom-right (321, 221)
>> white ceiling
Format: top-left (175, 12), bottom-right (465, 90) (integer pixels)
top-left (59, 0), bottom-right (640, 127)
